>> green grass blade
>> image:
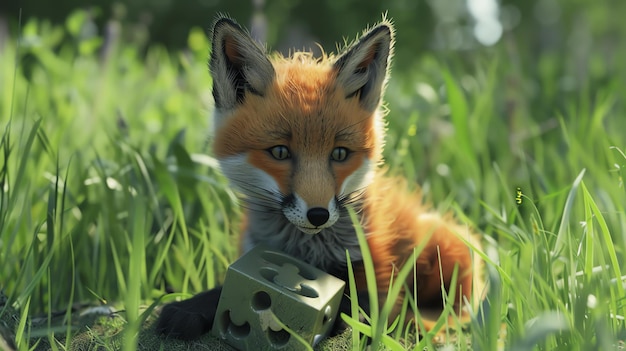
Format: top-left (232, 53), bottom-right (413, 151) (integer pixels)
top-left (553, 169), bottom-right (586, 254)
top-left (509, 312), bottom-right (569, 351)
top-left (347, 207), bottom-right (380, 347)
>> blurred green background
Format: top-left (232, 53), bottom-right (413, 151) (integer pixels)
top-left (2, 0), bottom-right (625, 70)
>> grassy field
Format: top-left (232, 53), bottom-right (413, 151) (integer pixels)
top-left (1, 8), bottom-right (625, 351)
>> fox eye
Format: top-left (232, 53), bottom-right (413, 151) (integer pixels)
top-left (269, 145), bottom-right (291, 160)
top-left (331, 147), bottom-right (349, 162)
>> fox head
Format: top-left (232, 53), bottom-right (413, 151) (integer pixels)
top-left (210, 16), bottom-right (393, 239)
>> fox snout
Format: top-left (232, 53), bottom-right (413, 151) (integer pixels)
top-left (282, 193), bottom-right (340, 234)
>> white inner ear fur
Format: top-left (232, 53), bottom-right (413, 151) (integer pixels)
top-left (334, 24), bottom-right (393, 112)
top-left (210, 19), bottom-right (275, 121)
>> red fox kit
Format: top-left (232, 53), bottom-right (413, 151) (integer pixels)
top-left (157, 16), bottom-right (484, 340)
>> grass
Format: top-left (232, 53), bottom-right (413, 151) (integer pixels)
top-left (1, 8), bottom-right (625, 351)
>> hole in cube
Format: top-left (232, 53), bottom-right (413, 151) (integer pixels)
top-left (218, 310), bottom-right (230, 335)
top-left (259, 267), bottom-right (278, 283)
top-left (323, 305), bottom-right (332, 325)
top-left (260, 264), bottom-right (320, 298)
top-left (229, 320), bottom-right (251, 339)
top-left (268, 328), bottom-right (290, 347)
top-left (261, 251), bottom-right (317, 280)
top-left (252, 290), bottom-right (272, 311)
top-left (221, 309), bottom-right (251, 339)
top-left (298, 283), bottom-right (319, 298)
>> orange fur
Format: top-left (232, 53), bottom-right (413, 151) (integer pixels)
top-left (362, 174), bottom-right (484, 328)
top-left (156, 17), bottom-right (485, 342)
top-left (212, 17), bottom-right (484, 334)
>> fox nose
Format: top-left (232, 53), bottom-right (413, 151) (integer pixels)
top-left (307, 207), bottom-right (330, 227)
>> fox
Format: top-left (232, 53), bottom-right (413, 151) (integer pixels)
top-left (156, 15), bottom-right (485, 341)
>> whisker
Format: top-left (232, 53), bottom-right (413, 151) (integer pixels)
top-left (227, 176), bottom-right (287, 212)
top-left (339, 188), bottom-right (366, 206)
top-left (238, 204), bottom-right (283, 214)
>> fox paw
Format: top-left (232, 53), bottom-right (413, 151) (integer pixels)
top-left (155, 288), bottom-right (221, 340)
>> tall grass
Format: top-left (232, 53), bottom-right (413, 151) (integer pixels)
top-left (1, 8), bottom-right (625, 350)
top-left (1, 12), bottom-right (238, 350)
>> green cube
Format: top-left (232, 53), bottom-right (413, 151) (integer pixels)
top-left (212, 245), bottom-right (346, 350)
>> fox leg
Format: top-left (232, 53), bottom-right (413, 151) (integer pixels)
top-left (156, 287), bottom-right (221, 339)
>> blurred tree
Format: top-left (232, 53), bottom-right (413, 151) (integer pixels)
top-left (1, 0), bottom-right (625, 72)
top-left (1, 0), bottom-right (433, 67)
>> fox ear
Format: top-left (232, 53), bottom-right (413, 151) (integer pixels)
top-left (334, 22), bottom-right (394, 112)
top-left (210, 17), bottom-right (275, 111)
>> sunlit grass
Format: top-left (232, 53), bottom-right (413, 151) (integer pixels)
top-left (1, 9), bottom-right (625, 350)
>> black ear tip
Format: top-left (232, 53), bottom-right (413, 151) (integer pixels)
top-left (369, 23), bottom-right (394, 41)
top-left (212, 16), bottom-right (241, 33)
top-left (376, 23), bottom-right (393, 33)
top-left (213, 17), bottom-right (236, 28)
top-left (211, 16), bottom-right (248, 47)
